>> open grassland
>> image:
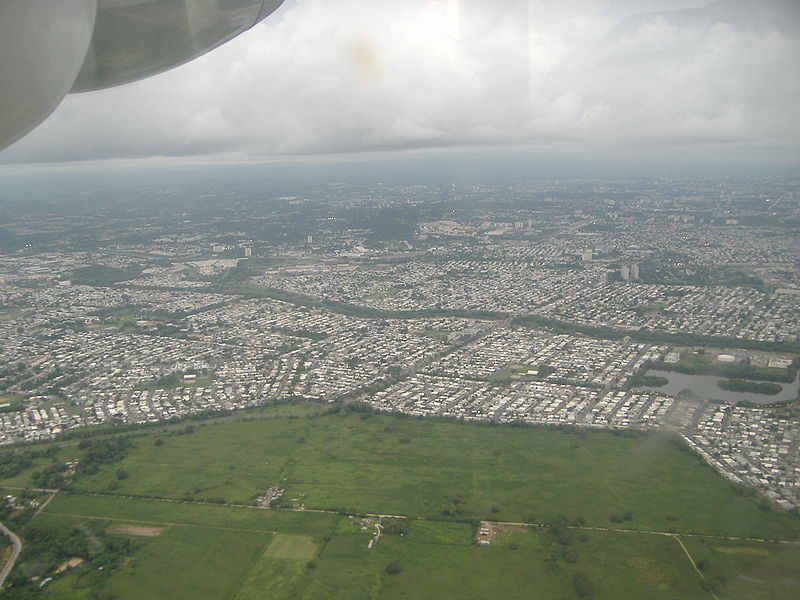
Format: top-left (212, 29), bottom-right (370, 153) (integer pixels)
top-left (682, 537), bottom-right (800, 599)
top-left (2, 411), bottom-right (799, 599)
top-left (367, 525), bottom-right (707, 600)
top-left (109, 525), bottom-right (269, 600)
top-left (33, 498), bottom-right (748, 600)
top-left (35, 515), bottom-right (275, 600)
top-left (42, 493), bottom-right (336, 535)
top-left (234, 534), bottom-right (318, 600)
top-left (53, 412), bottom-right (800, 539)
top-left (0, 445), bottom-right (77, 488)
top-left (264, 534), bottom-right (317, 560)
top-left (32, 496), bottom-right (338, 600)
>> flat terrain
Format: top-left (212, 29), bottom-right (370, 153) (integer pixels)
top-left (105, 523), bottom-right (163, 536)
top-left (32, 495), bottom-right (709, 600)
top-left (61, 412), bottom-right (800, 539)
top-left (1, 410), bottom-right (799, 598)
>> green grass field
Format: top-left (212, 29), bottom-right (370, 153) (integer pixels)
top-left (1, 410), bottom-right (799, 599)
top-left (234, 534), bottom-right (318, 600)
top-left (264, 534), bottom-right (317, 560)
top-left (29, 496), bottom-right (714, 600)
top-left (42, 493), bottom-right (335, 535)
top-left (681, 537), bottom-right (800, 599)
top-left (31, 498), bottom-right (731, 600)
top-left (60, 413), bottom-right (800, 539)
top-left (31, 495), bottom-right (338, 600)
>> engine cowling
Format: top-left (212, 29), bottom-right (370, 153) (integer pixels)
top-left (0, 0), bottom-right (285, 150)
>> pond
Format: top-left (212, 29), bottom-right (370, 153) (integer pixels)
top-left (636, 369), bottom-right (800, 404)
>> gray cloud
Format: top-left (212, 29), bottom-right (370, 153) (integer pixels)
top-left (1, 0), bottom-right (798, 164)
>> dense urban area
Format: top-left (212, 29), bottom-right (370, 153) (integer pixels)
top-left (0, 168), bottom-right (798, 513)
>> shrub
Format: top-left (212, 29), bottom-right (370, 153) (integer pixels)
top-left (572, 572), bottom-right (594, 598)
top-left (385, 561), bottom-right (403, 575)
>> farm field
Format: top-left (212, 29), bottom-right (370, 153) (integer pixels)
top-left (1, 409), bottom-right (799, 598)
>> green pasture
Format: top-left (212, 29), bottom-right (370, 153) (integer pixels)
top-left (0, 445), bottom-right (79, 488)
top-left (59, 412), bottom-right (800, 539)
top-left (35, 513), bottom-right (274, 600)
top-left (35, 499), bottom-right (717, 600)
top-left (106, 526), bottom-right (268, 600)
top-left (35, 496), bottom-right (339, 600)
top-left (0, 411), bottom-right (798, 599)
top-left (264, 534), bottom-right (317, 560)
top-left (0, 403), bottom-right (319, 491)
top-left (364, 525), bottom-right (708, 600)
top-left (42, 493), bottom-right (336, 535)
top-left (234, 534), bottom-right (318, 600)
top-left (682, 537), bottom-right (800, 600)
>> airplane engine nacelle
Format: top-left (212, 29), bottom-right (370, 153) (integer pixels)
top-left (0, 0), bottom-right (285, 150)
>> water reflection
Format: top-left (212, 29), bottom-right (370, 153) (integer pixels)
top-left (638, 369), bottom-right (800, 404)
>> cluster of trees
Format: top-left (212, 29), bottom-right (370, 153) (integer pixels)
top-left (77, 438), bottom-right (134, 474)
top-left (513, 314), bottom-right (800, 355)
top-left (385, 561), bottom-right (403, 575)
top-left (441, 497), bottom-right (467, 517)
top-left (0, 489), bottom-right (38, 523)
top-left (0, 447), bottom-right (59, 479)
top-left (608, 511), bottom-right (635, 524)
top-left (218, 261), bottom-right (252, 284)
top-left (31, 438), bottom-right (134, 490)
top-left (71, 264), bottom-right (142, 286)
top-left (0, 452), bottom-right (34, 478)
top-left (717, 379), bottom-right (782, 396)
top-left (771, 406), bottom-right (800, 422)
top-left (382, 518), bottom-right (409, 536)
top-left (0, 363), bottom-right (31, 394)
top-left (637, 252), bottom-right (767, 291)
top-left (652, 357), bottom-right (797, 383)
top-left (572, 572), bottom-right (595, 598)
top-left (625, 373), bottom-right (668, 389)
top-left (4, 521), bottom-right (138, 599)
top-left (539, 514), bottom-right (598, 595)
top-left (139, 373), bottom-right (182, 390)
top-left (345, 401), bottom-right (375, 414)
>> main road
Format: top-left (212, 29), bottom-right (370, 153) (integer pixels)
top-left (0, 520), bottom-right (21, 589)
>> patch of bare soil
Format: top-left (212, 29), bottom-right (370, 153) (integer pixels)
top-left (107, 524), bottom-right (164, 537)
top-left (54, 557), bottom-right (84, 573)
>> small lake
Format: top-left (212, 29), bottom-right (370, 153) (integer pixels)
top-left (637, 369), bottom-right (800, 404)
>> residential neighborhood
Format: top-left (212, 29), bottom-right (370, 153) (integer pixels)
top-left (0, 174), bottom-right (797, 511)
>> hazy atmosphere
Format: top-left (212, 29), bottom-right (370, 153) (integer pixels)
top-left (1, 3), bottom-right (800, 598)
top-left (1, 0), bottom-right (798, 166)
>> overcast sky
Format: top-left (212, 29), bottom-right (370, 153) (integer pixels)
top-left (1, 0), bottom-right (799, 166)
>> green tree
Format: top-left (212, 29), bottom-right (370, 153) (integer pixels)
top-left (572, 572), bottom-right (594, 598)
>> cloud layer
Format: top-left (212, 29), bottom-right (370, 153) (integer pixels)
top-left (2, 0), bottom-right (799, 164)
